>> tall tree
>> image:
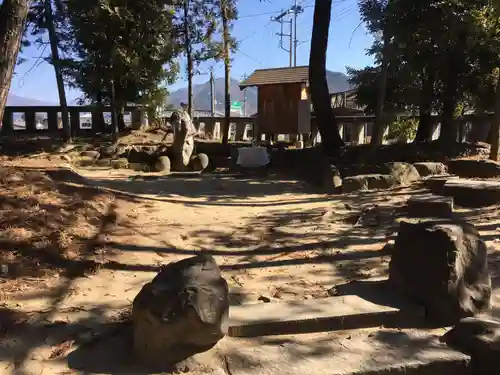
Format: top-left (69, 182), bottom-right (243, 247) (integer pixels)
top-left (176, 0), bottom-right (224, 118)
top-left (219, 0), bottom-right (237, 144)
top-left (0, 0), bottom-right (30, 122)
top-left (44, 0), bottom-right (70, 140)
top-left (62, 0), bottom-right (181, 134)
top-left (309, 0), bottom-right (344, 154)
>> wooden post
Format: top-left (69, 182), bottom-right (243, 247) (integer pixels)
top-left (1, 108), bottom-right (13, 134)
top-left (47, 108), bottom-right (58, 132)
top-left (25, 109), bottom-right (36, 133)
top-left (70, 108), bottom-right (80, 137)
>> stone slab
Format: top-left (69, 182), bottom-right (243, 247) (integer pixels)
top-left (423, 174), bottom-right (458, 192)
top-left (413, 162), bottom-right (447, 177)
top-left (229, 295), bottom-right (419, 338)
top-left (406, 194), bottom-right (454, 218)
top-left (442, 178), bottom-right (500, 207)
top-left (219, 330), bottom-right (471, 375)
top-left (343, 174), bottom-right (397, 193)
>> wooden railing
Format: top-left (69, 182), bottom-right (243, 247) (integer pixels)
top-left (0, 105), bottom-right (143, 136)
top-left (0, 105), bottom-right (494, 143)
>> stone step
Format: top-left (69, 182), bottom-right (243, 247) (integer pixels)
top-left (442, 178), bottom-right (500, 207)
top-left (220, 330), bottom-right (471, 375)
top-left (228, 294), bottom-right (421, 338)
top-left (423, 174), bottom-right (458, 192)
top-left (406, 194), bottom-right (454, 218)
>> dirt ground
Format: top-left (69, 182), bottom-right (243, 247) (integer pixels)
top-left (0, 155), bottom-right (499, 374)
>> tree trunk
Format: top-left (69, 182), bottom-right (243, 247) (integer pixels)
top-left (309, 0), bottom-right (344, 155)
top-left (45, 0), bottom-right (70, 141)
top-left (96, 90), bottom-right (106, 133)
top-left (438, 96), bottom-right (458, 146)
top-left (490, 69), bottom-right (500, 161)
top-left (0, 0), bottom-right (30, 122)
top-left (183, 0), bottom-right (193, 118)
top-left (438, 74), bottom-right (459, 147)
top-left (371, 32), bottom-right (389, 147)
top-left (221, 0), bottom-right (231, 145)
top-left (414, 72), bottom-right (434, 142)
top-left (109, 76), bottom-right (118, 142)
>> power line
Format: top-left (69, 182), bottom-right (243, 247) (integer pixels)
top-left (239, 5), bottom-right (312, 19)
top-left (238, 10), bottom-right (283, 19)
top-left (235, 46), bottom-right (264, 65)
top-left (239, 19), bottom-right (274, 44)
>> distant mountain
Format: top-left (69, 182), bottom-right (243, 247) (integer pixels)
top-left (6, 94), bottom-right (57, 106)
top-left (167, 70), bottom-right (353, 115)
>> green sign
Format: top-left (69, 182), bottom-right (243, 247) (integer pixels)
top-left (231, 101), bottom-right (242, 109)
top-left (231, 101), bottom-right (242, 115)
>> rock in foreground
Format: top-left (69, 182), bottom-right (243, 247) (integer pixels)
top-left (132, 254), bottom-right (229, 370)
top-left (389, 219), bottom-right (491, 325)
top-left (442, 316), bottom-right (500, 372)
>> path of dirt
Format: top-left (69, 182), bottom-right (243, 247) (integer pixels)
top-left (1, 158), bottom-right (499, 374)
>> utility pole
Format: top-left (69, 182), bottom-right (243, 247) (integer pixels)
top-left (242, 73), bottom-right (248, 117)
top-left (292, 0), bottom-right (299, 66)
top-left (209, 68), bottom-right (216, 117)
top-left (273, 10), bottom-right (293, 66)
top-left (271, 2), bottom-right (304, 66)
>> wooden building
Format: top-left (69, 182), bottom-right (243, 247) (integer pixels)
top-left (239, 66), bottom-right (311, 137)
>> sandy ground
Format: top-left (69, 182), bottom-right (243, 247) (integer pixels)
top-left (0, 158), bottom-right (499, 374)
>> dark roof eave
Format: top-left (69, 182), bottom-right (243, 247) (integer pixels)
top-left (239, 80), bottom-right (308, 90)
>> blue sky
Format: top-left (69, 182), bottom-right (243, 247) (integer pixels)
top-left (10, 0), bottom-right (374, 104)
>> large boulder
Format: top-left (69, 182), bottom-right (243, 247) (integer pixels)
top-left (125, 147), bottom-right (156, 164)
top-left (132, 254), bottom-right (229, 370)
top-left (383, 162), bottom-right (421, 185)
top-left (413, 162), bottom-right (447, 177)
top-left (389, 219), bottom-right (491, 325)
top-left (442, 316), bottom-right (500, 372)
top-left (342, 174), bottom-right (397, 193)
top-left (154, 156), bottom-right (171, 173)
top-left (448, 159), bottom-right (500, 178)
top-left (190, 153), bottom-right (209, 172)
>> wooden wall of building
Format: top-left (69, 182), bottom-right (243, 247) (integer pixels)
top-left (257, 83), bottom-right (311, 135)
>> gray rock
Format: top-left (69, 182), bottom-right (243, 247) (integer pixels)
top-left (126, 148), bottom-right (155, 164)
top-left (389, 218), bottom-right (491, 325)
top-left (383, 162), bottom-right (421, 185)
top-left (132, 254), bottom-right (229, 370)
top-left (413, 162), bottom-right (447, 177)
top-left (321, 164), bottom-right (342, 190)
top-left (406, 195), bottom-right (454, 218)
top-left (170, 110), bottom-right (196, 170)
top-left (60, 154), bottom-right (72, 163)
top-left (129, 163), bottom-right (150, 172)
top-left (110, 158), bottom-right (129, 169)
top-left (75, 156), bottom-right (95, 167)
top-left (191, 153), bottom-right (209, 172)
top-left (99, 145), bottom-right (117, 157)
top-left (343, 174), bottom-right (397, 193)
top-left (154, 156), bottom-right (171, 173)
top-left (80, 150), bottom-right (100, 159)
top-left (448, 158), bottom-right (500, 178)
top-left (442, 316), bottom-right (500, 372)
top-left (95, 158), bottom-right (112, 167)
